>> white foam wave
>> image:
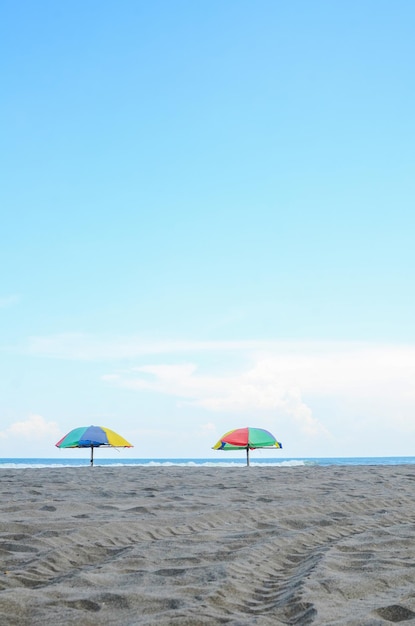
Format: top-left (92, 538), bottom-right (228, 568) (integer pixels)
top-left (0, 459), bottom-right (308, 469)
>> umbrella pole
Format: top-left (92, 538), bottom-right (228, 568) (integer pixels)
top-left (90, 446), bottom-right (94, 467)
top-left (246, 447), bottom-right (250, 467)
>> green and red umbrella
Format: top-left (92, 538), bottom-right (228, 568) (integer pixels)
top-left (55, 425), bottom-right (133, 466)
top-left (213, 427), bottom-right (282, 466)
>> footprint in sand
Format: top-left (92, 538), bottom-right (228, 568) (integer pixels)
top-left (374, 605), bottom-right (415, 622)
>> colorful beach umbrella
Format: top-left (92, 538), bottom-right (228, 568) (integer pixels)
top-left (55, 425), bottom-right (133, 466)
top-left (212, 427), bottom-right (282, 466)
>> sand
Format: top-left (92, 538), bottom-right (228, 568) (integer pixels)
top-left (1, 465), bottom-right (415, 625)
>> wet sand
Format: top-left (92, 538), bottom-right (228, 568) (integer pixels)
top-left (1, 465), bottom-right (415, 625)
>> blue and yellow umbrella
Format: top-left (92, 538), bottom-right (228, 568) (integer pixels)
top-left (56, 425), bottom-right (133, 466)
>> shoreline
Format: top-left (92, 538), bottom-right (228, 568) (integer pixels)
top-left (1, 465), bottom-right (415, 624)
top-left (2, 454), bottom-right (415, 470)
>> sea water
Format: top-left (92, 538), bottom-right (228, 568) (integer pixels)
top-left (1, 457), bottom-right (415, 469)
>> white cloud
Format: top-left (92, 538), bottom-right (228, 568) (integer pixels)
top-left (13, 333), bottom-right (415, 454)
top-left (100, 340), bottom-right (415, 443)
top-left (22, 331), bottom-right (415, 391)
top-left (103, 361), bottom-right (327, 438)
top-left (0, 415), bottom-right (61, 442)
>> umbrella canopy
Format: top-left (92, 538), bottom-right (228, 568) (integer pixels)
top-left (212, 427), bottom-right (282, 466)
top-left (55, 425), bottom-right (133, 466)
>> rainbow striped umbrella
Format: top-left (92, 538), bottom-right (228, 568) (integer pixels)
top-left (55, 425), bottom-right (133, 466)
top-left (212, 427), bottom-right (282, 466)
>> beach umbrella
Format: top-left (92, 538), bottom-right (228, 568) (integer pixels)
top-left (55, 425), bottom-right (133, 466)
top-left (212, 427), bottom-right (282, 466)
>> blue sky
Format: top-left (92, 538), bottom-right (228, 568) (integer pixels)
top-left (1, 0), bottom-right (414, 459)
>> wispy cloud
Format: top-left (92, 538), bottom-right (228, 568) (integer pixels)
top-left (24, 333), bottom-right (264, 360)
top-left (0, 294), bottom-right (20, 309)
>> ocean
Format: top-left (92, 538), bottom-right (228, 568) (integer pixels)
top-left (1, 456), bottom-right (415, 469)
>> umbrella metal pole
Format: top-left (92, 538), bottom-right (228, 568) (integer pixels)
top-left (246, 447), bottom-right (250, 467)
top-left (90, 446), bottom-right (94, 467)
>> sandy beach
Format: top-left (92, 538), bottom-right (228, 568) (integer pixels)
top-left (1, 465), bottom-right (415, 625)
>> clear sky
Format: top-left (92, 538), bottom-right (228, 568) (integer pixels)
top-left (1, 0), bottom-right (414, 459)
